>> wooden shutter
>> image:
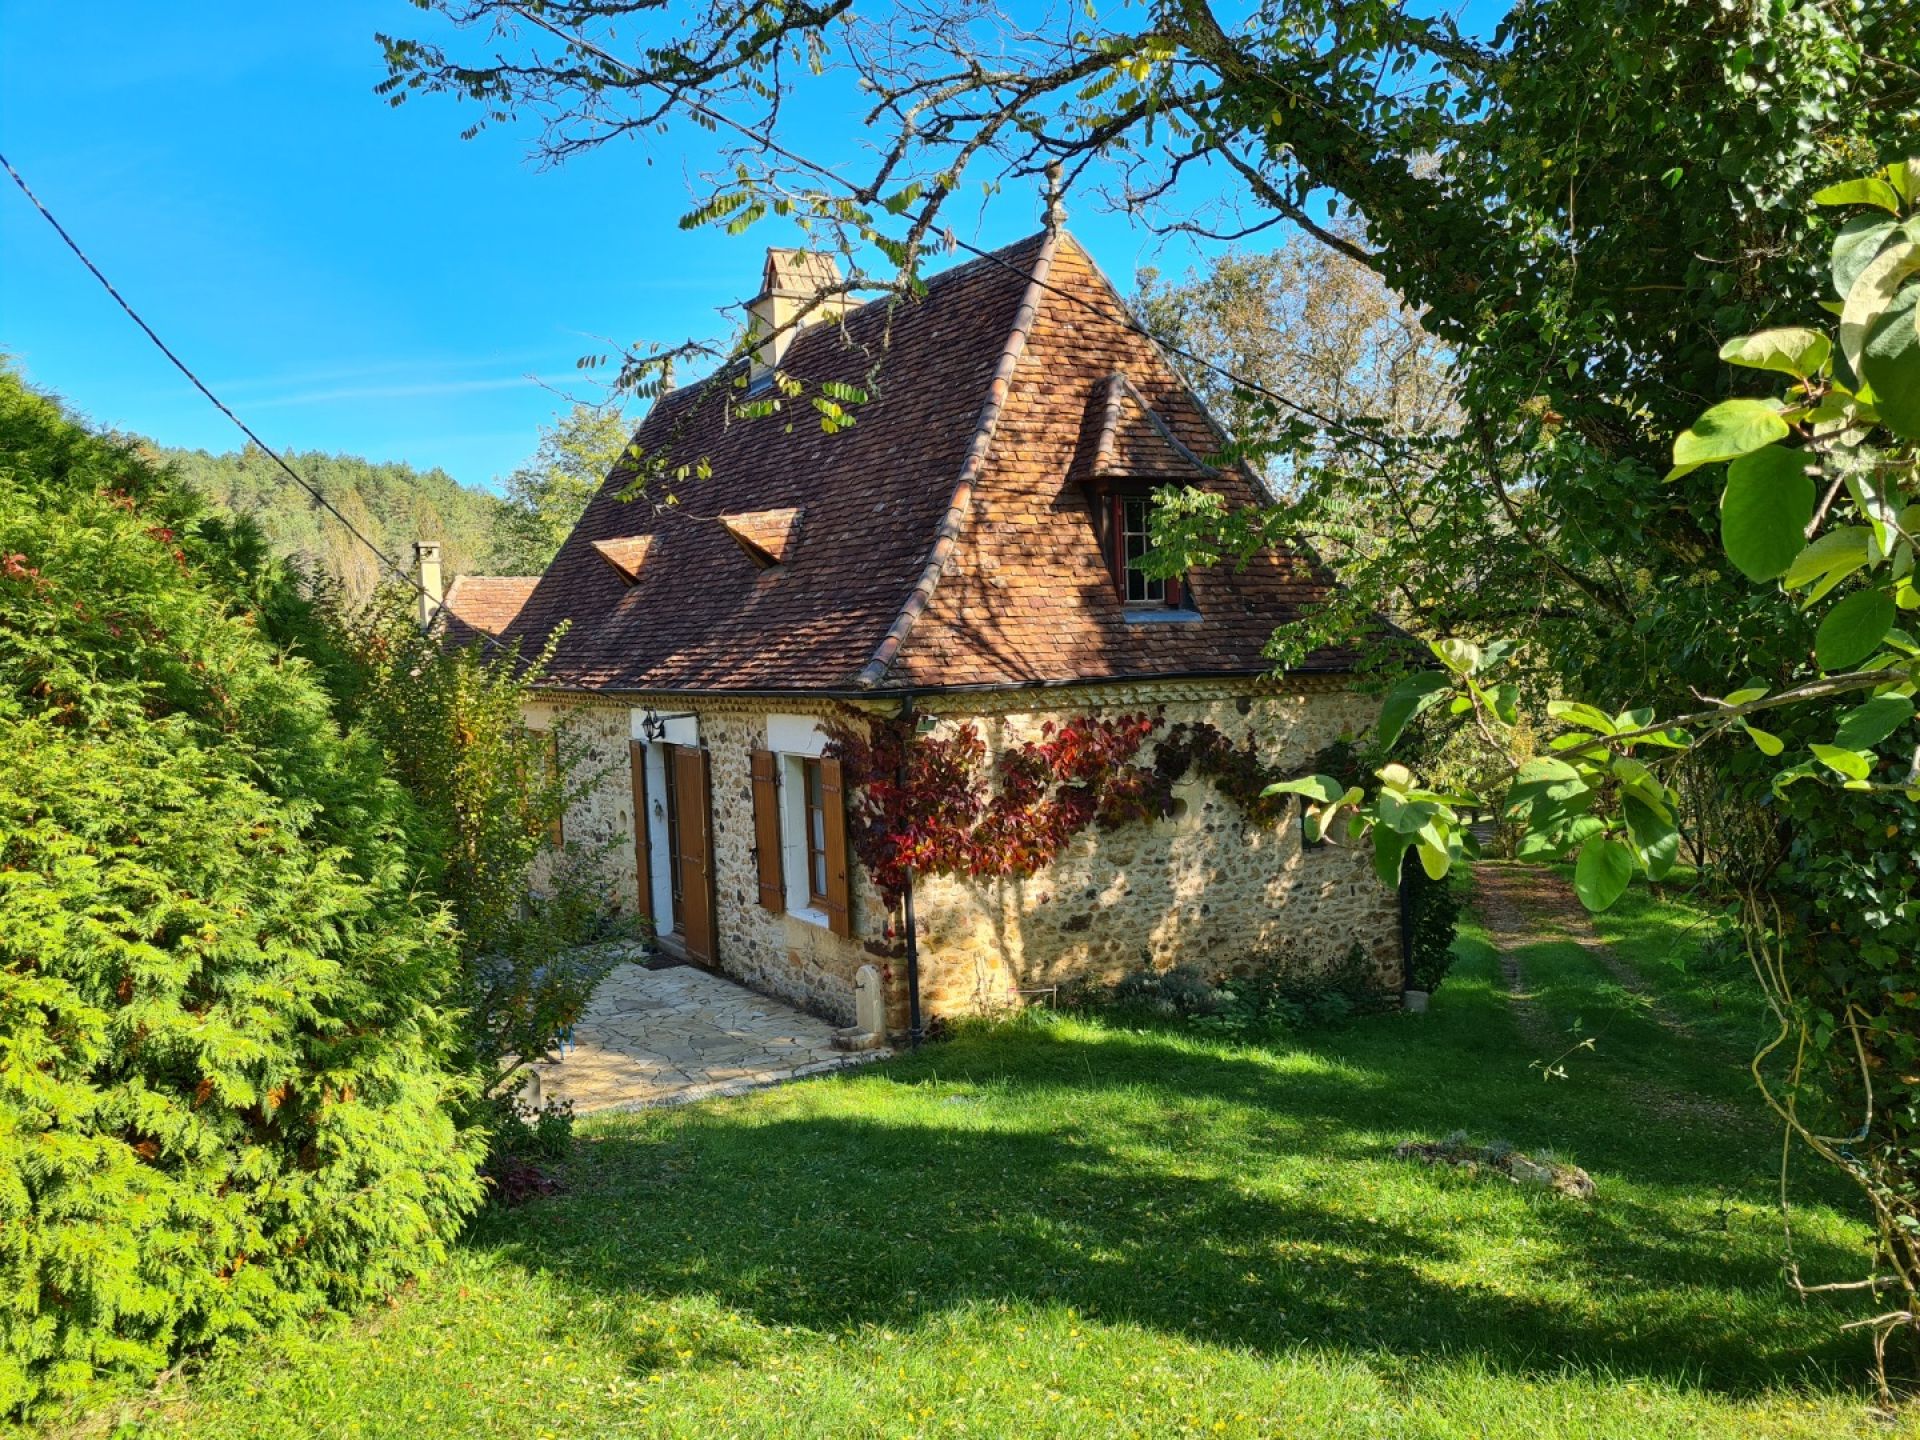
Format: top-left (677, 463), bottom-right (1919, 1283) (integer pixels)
top-left (628, 740), bottom-right (652, 922)
top-left (673, 745), bottom-right (717, 965)
top-left (819, 754), bottom-right (852, 938)
top-left (750, 748), bottom-right (785, 913)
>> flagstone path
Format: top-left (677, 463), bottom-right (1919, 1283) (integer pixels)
top-left (523, 961), bottom-right (888, 1114)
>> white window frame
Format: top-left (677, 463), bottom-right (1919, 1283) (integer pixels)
top-left (628, 709), bottom-right (700, 936)
top-left (766, 715), bottom-right (832, 930)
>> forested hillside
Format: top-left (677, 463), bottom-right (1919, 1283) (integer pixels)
top-left (154, 442), bottom-right (508, 604)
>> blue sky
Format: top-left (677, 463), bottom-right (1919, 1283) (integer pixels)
top-left (1, 3), bottom-right (1499, 492)
top-left (0, 3), bottom-right (1220, 491)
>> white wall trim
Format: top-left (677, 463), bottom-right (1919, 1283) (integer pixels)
top-left (766, 712), bottom-right (829, 757)
top-left (628, 707), bottom-right (700, 747)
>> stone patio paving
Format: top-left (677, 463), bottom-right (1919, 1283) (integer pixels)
top-left (523, 959), bottom-right (888, 1114)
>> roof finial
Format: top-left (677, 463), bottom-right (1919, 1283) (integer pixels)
top-left (1043, 161), bottom-right (1066, 232)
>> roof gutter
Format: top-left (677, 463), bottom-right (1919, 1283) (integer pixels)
top-left (526, 662), bottom-right (1359, 708)
top-left (848, 226), bottom-right (1064, 689)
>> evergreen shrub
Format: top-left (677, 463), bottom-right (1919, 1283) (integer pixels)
top-left (0, 373), bottom-right (483, 1415)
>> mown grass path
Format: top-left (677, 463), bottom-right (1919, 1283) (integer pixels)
top-left (55, 868), bottom-right (1896, 1439)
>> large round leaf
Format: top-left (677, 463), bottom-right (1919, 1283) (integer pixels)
top-left (1720, 445), bottom-right (1816, 580)
top-left (1860, 281), bottom-right (1920, 439)
top-left (1665, 399), bottom-right (1789, 480)
top-left (1815, 586), bottom-right (1896, 671)
top-left (1717, 328), bottom-right (1831, 378)
top-left (1620, 794), bottom-right (1678, 881)
top-left (1573, 835), bottom-right (1635, 912)
top-left (1840, 239), bottom-right (1920, 381)
top-left (1832, 214), bottom-right (1897, 299)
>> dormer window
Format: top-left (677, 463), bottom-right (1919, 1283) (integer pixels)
top-left (1093, 485), bottom-right (1189, 611)
top-left (1119, 494), bottom-right (1176, 606)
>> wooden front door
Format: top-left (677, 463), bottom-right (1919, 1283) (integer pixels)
top-left (668, 743), bottom-right (717, 966)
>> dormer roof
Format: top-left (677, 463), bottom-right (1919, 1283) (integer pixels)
top-left (720, 507), bottom-right (803, 568)
top-left (590, 535), bottom-right (655, 585)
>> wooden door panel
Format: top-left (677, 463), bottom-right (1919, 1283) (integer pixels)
top-left (672, 745), bottom-right (717, 965)
top-left (628, 740), bottom-right (652, 923)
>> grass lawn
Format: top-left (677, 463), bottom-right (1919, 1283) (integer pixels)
top-left (59, 872), bottom-right (1893, 1439)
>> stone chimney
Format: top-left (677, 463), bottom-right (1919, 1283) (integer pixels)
top-left (413, 539), bottom-right (443, 628)
top-left (746, 249), bottom-right (857, 388)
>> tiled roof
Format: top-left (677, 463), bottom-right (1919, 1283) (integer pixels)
top-left (440, 574), bottom-right (539, 646)
top-left (502, 229), bottom-right (1352, 693)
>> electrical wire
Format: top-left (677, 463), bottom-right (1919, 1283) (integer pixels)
top-left (0, 148), bottom-right (515, 654)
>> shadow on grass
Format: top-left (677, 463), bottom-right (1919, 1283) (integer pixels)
top-left (468, 1011), bottom-right (1875, 1401)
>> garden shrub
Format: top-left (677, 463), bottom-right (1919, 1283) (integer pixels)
top-left (1069, 942), bottom-right (1389, 1038)
top-left (0, 373), bottom-right (484, 1415)
top-left (323, 587), bottom-right (639, 1162)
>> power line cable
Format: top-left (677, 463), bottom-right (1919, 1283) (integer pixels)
top-left (1, 148), bottom-right (517, 654)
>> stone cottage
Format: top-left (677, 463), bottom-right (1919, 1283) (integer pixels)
top-left (484, 215), bottom-right (1401, 1038)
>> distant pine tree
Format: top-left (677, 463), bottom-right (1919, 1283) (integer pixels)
top-left (150, 440), bottom-right (511, 602)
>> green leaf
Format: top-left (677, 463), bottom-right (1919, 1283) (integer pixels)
top-left (1720, 445), bottom-right (1816, 581)
top-left (1840, 240), bottom-right (1920, 380)
top-left (1813, 176), bottom-right (1902, 213)
top-left (1815, 587), bottom-right (1895, 670)
top-left (1717, 327), bottom-right (1831, 378)
top-left (1809, 743), bottom-right (1873, 781)
top-left (1264, 773), bottom-right (1345, 804)
top-left (1666, 399), bottom-right (1789, 481)
top-left (1372, 825), bottom-right (1411, 887)
top-left (1832, 694), bottom-right (1915, 750)
top-left (1374, 671), bottom-right (1451, 749)
top-left (1515, 814), bottom-right (1605, 861)
top-left (1572, 836), bottom-right (1635, 912)
top-left (1782, 525), bottom-right (1871, 593)
top-left (1832, 215), bottom-right (1898, 300)
top-left (1740, 723), bottom-right (1785, 756)
top-left (1415, 840), bottom-right (1451, 881)
top-left (1859, 280), bottom-right (1920, 439)
top-left (1620, 794), bottom-right (1678, 881)
top-left (1892, 159), bottom-right (1920, 207)
top-left (1545, 700), bottom-right (1616, 735)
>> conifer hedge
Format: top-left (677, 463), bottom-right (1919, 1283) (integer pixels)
top-left (0, 372), bottom-right (484, 1415)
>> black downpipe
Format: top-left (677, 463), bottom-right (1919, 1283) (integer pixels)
top-left (899, 695), bottom-right (925, 1049)
top-left (1397, 851), bottom-right (1414, 994)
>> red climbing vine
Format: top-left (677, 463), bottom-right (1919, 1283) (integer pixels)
top-left (825, 709), bottom-right (1365, 910)
top-left (824, 710), bottom-right (1166, 907)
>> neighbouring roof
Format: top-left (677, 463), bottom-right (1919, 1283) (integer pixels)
top-left (501, 228), bottom-right (1352, 693)
top-left (440, 574), bottom-right (539, 647)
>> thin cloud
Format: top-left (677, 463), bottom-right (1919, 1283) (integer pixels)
top-left (209, 350), bottom-right (577, 394)
top-left (246, 373), bottom-right (577, 409)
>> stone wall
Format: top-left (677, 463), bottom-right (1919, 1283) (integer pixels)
top-left (531, 677), bottom-right (1400, 1035)
top-left (907, 683), bottom-right (1400, 1016)
top-left (525, 699), bottom-right (641, 914)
